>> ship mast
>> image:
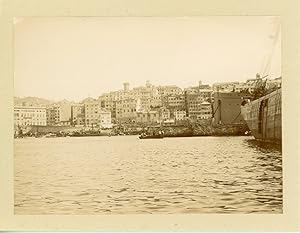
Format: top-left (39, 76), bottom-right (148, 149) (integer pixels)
top-left (253, 17), bottom-right (280, 94)
top-left (259, 17), bottom-right (281, 80)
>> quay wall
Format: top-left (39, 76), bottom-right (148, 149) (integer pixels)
top-left (26, 123), bottom-right (249, 137)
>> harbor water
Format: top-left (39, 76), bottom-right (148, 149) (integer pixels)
top-left (14, 136), bottom-right (282, 214)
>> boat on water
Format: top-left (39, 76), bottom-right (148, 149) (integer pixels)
top-left (241, 87), bottom-right (281, 144)
top-left (139, 131), bottom-right (164, 139)
top-left (139, 134), bottom-right (164, 139)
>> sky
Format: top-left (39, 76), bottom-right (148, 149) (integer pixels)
top-left (14, 17), bottom-right (281, 102)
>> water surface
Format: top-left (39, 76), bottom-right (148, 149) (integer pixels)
top-left (14, 136), bottom-right (282, 214)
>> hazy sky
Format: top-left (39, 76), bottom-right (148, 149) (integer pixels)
top-left (14, 17), bottom-right (281, 102)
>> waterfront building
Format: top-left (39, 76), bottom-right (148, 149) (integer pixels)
top-left (98, 94), bottom-right (117, 120)
top-left (99, 110), bottom-right (112, 128)
top-left (174, 110), bottom-right (187, 121)
top-left (71, 104), bottom-right (85, 126)
top-left (185, 94), bottom-right (202, 120)
top-left (14, 106), bottom-right (47, 127)
top-left (212, 92), bottom-right (246, 125)
top-left (83, 98), bottom-right (101, 127)
top-left (46, 105), bottom-right (60, 125)
top-left (58, 100), bottom-right (72, 122)
top-left (160, 107), bottom-right (171, 121)
top-left (198, 101), bottom-right (213, 119)
top-left (46, 101), bottom-right (72, 126)
top-left (115, 98), bottom-right (138, 122)
top-left (136, 110), bottom-right (160, 124)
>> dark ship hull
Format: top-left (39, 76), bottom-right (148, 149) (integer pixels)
top-left (241, 88), bottom-right (281, 144)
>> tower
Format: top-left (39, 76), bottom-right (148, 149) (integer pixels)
top-left (123, 82), bottom-right (130, 92)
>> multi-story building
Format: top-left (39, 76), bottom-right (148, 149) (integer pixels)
top-left (71, 104), bottom-right (85, 126)
top-left (199, 89), bottom-right (213, 101)
top-left (84, 98), bottom-right (101, 127)
top-left (162, 94), bottom-right (185, 110)
top-left (157, 85), bottom-right (183, 96)
top-left (198, 101), bottom-right (212, 119)
top-left (99, 110), bottom-right (112, 128)
top-left (46, 105), bottom-right (60, 125)
top-left (136, 110), bottom-right (160, 124)
top-left (14, 106), bottom-right (47, 126)
top-left (185, 94), bottom-right (202, 120)
top-left (99, 94), bottom-right (117, 120)
top-left (174, 110), bottom-right (186, 121)
top-left (115, 98), bottom-right (138, 122)
top-left (46, 101), bottom-right (72, 126)
top-left (130, 81), bottom-right (158, 111)
top-left (160, 107), bottom-right (170, 121)
top-left (58, 100), bottom-right (72, 122)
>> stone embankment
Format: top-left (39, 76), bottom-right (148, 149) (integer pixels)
top-left (21, 122), bottom-right (249, 138)
top-left (162, 124), bottom-right (249, 137)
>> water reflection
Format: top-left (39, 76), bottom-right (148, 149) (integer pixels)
top-left (244, 139), bottom-right (282, 153)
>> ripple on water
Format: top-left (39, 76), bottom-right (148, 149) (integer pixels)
top-left (14, 136), bottom-right (282, 214)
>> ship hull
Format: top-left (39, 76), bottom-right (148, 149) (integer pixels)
top-left (241, 88), bottom-right (281, 144)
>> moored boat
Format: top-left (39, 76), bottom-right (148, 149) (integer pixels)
top-left (139, 134), bottom-right (164, 139)
top-left (139, 131), bottom-right (164, 139)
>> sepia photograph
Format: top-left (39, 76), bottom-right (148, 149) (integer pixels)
top-left (13, 16), bottom-right (282, 215)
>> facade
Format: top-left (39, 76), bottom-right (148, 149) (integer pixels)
top-left (185, 94), bottom-right (202, 120)
top-left (162, 94), bottom-right (185, 110)
top-left (99, 110), bottom-right (112, 128)
top-left (46, 105), bottom-right (60, 125)
top-left (58, 100), bottom-right (72, 122)
top-left (160, 108), bottom-right (170, 121)
top-left (174, 110), bottom-right (186, 121)
top-left (116, 98), bottom-right (138, 122)
top-left (131, 82), bottom-right (158, 111)
top-left (198, 101), bottom-right (212, 119)
top-left (98, 93), bottom-right (117, 120)
top-left (136, 111), bottom-right (160, 124)
top-left (156, 85), bottom-right (183, 96)
top-left (71, 104), bottom-right (85, 126)
top-left (84, 98), bottom-right (101, 127)
top-left (212, 92), bottom-right (246, 125)
top-left (14, 106), bottom-right (47, 126)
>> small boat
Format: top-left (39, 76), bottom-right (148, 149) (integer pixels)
top-left (139, 134), bottom-right (164, 139)
top-left (139, 131), bottom-right (164, 139)
top-left (44, 133), bottom-right (57, 138)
